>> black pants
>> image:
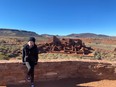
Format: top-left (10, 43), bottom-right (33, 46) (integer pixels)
top-left (25, 61), bottom-right (35, 83)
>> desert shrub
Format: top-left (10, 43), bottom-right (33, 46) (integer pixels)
top-left (0, 52), bottom-right (10, 60)
top-left (0, 41), bottom-right (22, 60)
top-left (93, 51), bottom-right (102, 60)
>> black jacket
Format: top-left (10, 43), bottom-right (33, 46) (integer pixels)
top-left (22, 44), bottom-right (38, 63)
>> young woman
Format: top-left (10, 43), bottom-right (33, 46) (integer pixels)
top-left (22, 37), bottom-right (38, 87)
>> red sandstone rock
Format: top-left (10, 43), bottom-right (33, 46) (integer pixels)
top-left (38, 36), bottom-right (93, 54)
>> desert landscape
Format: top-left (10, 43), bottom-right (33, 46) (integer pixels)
top-left (1, 29), bottom-right (116, 87)
top-left (1, 0), bottom-right (116, 86)
top-left (0, 29), bottom-right (116, 61)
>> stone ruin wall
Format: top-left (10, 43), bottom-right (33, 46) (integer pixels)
top-left (1, 60), bottom-right (116, 85)
top-left (38, 36), bottom-right (93, 54)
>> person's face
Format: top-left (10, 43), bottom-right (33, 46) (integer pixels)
top-left (28, 41), bottom-right (34, 47)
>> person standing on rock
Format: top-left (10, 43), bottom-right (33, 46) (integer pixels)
top-left (22, 37), bottom-right (38, 87)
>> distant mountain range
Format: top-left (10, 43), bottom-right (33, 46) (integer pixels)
top-left (41, 33), bottom-right (110, 38)
top-left (0, 28), bottom-right (40, 37)
top-left (67, 33), bottom-right (110, 38)
top-left (0, 28), bottom-right (111, 38)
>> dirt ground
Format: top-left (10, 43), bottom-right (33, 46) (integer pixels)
top-left (2, 78), bottom-right (116, 87)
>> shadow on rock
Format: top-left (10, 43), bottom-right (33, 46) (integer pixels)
top-left (7, 78), bottom-right (97, 87)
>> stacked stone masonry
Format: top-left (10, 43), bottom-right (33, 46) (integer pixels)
top-left (0, 60), bottom-right (116, 85)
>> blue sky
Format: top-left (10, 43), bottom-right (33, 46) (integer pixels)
top-left (0, 0), bottom-right (116, 36)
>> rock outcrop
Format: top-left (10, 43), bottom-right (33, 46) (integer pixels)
top-left (38, 36), bottom-right (93, 54)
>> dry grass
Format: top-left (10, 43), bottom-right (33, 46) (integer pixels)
top-left (0, 37), bottom-right (116, 61)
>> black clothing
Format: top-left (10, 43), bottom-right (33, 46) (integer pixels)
top-left (22, 44), bottom-right (38, 63)
top-left (22, 44), bottom-right (38, 83)
top-left (26, 61), bottom-right (35, 83)
top-left (28, 37), bottom-right (36, 42)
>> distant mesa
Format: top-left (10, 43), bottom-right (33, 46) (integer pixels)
top-left (0, 28), bottom-right (110, 38)
top-left (0, 28), bottom-right (40, 37)
top-left (38, 33), bottom-right (110, 38)
top-left (41, 34), bottom-right (60, 37)
top-left (67, 33), bottom-right (110, 38)
top-left (41, 34), bottom-right (54, 37)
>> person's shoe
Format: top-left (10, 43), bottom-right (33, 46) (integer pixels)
top-left (26, 76), bottom-right (31, 82)
top-left (27, 76), bottom-right (31, 80)
top-left (31, 83), bottom-right (35, 87)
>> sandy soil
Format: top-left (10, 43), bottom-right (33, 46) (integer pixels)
top-left (1, 78), bottom-right (116, 87)
top-left (79, 80), bottom-right (116, 87)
